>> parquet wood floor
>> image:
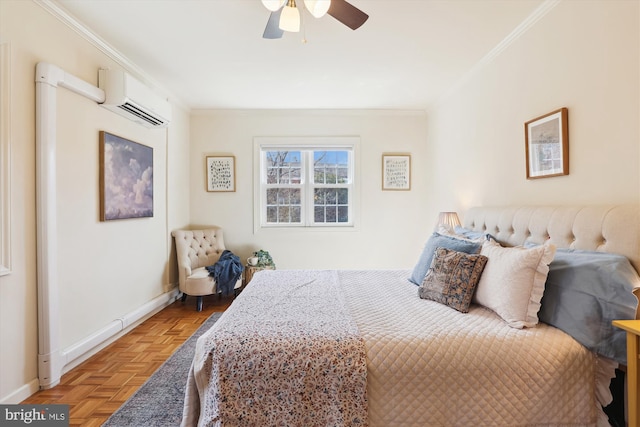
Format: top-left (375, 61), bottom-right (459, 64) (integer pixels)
top-left (21, 294), bottom-right (232, 426)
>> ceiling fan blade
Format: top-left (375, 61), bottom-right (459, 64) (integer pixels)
top-left (263, 9), bottom-right (285, 39)
top-left (327, 0), bottom-right (369, 30)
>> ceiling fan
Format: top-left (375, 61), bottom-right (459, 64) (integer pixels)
top-left (262, 0), bottom-right (369, 39)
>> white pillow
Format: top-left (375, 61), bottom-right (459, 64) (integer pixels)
top-left (474, 239), bottom-right (556, 328)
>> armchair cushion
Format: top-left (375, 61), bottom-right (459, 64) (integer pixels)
top-left (183, 267), bottom-right (217, 296)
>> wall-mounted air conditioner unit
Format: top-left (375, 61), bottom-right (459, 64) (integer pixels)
top-left (98, 69), bottom-right (171, 128)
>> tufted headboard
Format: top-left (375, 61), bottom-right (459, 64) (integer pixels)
top-left (462, 205), bottom-right (640, 274)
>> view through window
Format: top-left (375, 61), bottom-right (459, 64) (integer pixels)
top-left (259, 143), bottom-right (355, 228)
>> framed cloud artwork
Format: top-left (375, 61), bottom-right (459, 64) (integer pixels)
top-left (99, 131), bottom-right (153, 221)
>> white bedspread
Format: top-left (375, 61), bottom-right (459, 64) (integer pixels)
top-left (339, 269), bottom-right (615, 427)
top-left (183, 269), bottom-right (616, 427)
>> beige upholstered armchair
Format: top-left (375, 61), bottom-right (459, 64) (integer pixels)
top-left (172, 227), bottom-right (242, 311)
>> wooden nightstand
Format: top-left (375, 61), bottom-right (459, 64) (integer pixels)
top-left (244, 265), bottom-right (275, 287)
top-left (612, 319), bottom-right (640, 427)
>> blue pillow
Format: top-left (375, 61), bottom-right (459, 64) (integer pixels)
top-left (538, 249), bottom-right (639, 364)
top-left (409, 233), bottom-right (482, 285)
top-left (453, 226), bottom-right (486, 241)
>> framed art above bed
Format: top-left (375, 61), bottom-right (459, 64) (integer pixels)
top-left (525, 107), bottom-right (569, 179)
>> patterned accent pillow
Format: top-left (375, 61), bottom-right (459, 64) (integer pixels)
top-left (418, 247), bottom-right (488, 313)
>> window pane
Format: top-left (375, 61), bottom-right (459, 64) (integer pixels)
top-left (266, 167), bottom-right (277, 184)
top-left (313, 150), bottom-right (348, 184)
top-left (266, 188), bottom-right (301, 224)
top-left (291, 189), bottom-right (301, 204)
top-left (291, 167), bottom-right (301, 184)
top-left (314, 188), bottom-right (343, 205)
top-left (266, 151), bottom-right (301, 184)
top-left (337, 188), bottom-right (348, 204)
top-left (267, 206), bottom-right (277, 222)
top-left (326, 168), bottom-right (337, 184)
top-left (291, 206), bottom-right (301, 222)
top-left (326, 190), bottom-right (336, 204)
top-left (338, 206), bottom-right (349, 222)
top-left (314, 188), bottom-right (349, 224)
top-left (277, 189), bottom-right (288, 204)
top-left (267, 188), bottom-right (278, 204)
top-left (277, 206), bottom-right (290, 222)
top-left (326, 206), bottom-right (337, 222)
top-left (337, 167), bottom-right (348, 184)
top-left (313, 189), bottom-right (324, 205)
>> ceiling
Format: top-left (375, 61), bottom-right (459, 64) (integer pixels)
top-left (52, 0), bottom-right (544, 111)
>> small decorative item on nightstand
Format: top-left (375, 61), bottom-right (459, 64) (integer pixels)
top-left (253, 249), bottom-right (275, 268)
top-left (244, 249), bottom-right (276, 287)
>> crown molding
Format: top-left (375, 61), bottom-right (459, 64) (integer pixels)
top-left (433, 0), bottom-right (561, 110)
top-left (191, 108), bottom-right (428, 117)
top-left (33, 0), bottom-right (189, 112)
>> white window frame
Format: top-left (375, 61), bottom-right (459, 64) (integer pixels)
top-left (254, 136), bottom-right (359, 232)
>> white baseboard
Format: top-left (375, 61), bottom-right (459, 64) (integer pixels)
top-left (0, 379), bottom-right (40, 404)
top-left (60, 289), bottom-right (181, 375)
top-left (2, 289), bottom-right (181, 401)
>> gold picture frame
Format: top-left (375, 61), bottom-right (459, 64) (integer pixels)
top-left (525, 108), bottom-right (569, 179)
top-left (206, 155), bottom-right (236, 192)
top-left (382, 154), bottom-right (411, 190)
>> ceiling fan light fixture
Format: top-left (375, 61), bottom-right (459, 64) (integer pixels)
top-left (261, 0), bottom-right (368, 40)
top-left (304, 0), bottom-right (331, 18)
top-left (279, 1), bottom-right (301, 32)
top-left (261, 0), bottom-right (286, 12)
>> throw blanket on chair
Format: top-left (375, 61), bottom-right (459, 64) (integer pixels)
top-left (206, 250), bottom-right (243, 296)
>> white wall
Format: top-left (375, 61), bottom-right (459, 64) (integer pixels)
top-left (167, 104), bottom-right (192, 287)
top-left (0, 0), bottom-right (190, 403)
top-left (426, 0), bottom-right (640, 224)
top-left (189, 110), bottom-right (429, 270)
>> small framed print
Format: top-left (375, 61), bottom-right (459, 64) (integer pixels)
top-left (382, 154), bottom-right (411, 190)
top-left (525, 108), bottom-right (569, 179)
top-left (206, 156), bottom-right (236, 192)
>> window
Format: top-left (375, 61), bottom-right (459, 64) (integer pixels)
top-left (256, 137), bottom-right (357, 229)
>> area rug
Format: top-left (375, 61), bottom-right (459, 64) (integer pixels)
top-left (102, 312), bottom-right (222, 427)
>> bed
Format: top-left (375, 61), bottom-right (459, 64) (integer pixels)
top-left (181, 205), bottom-right (640, 427)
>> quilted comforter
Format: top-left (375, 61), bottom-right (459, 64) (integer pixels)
top-left (182, 269), bottom-right (616, 427)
